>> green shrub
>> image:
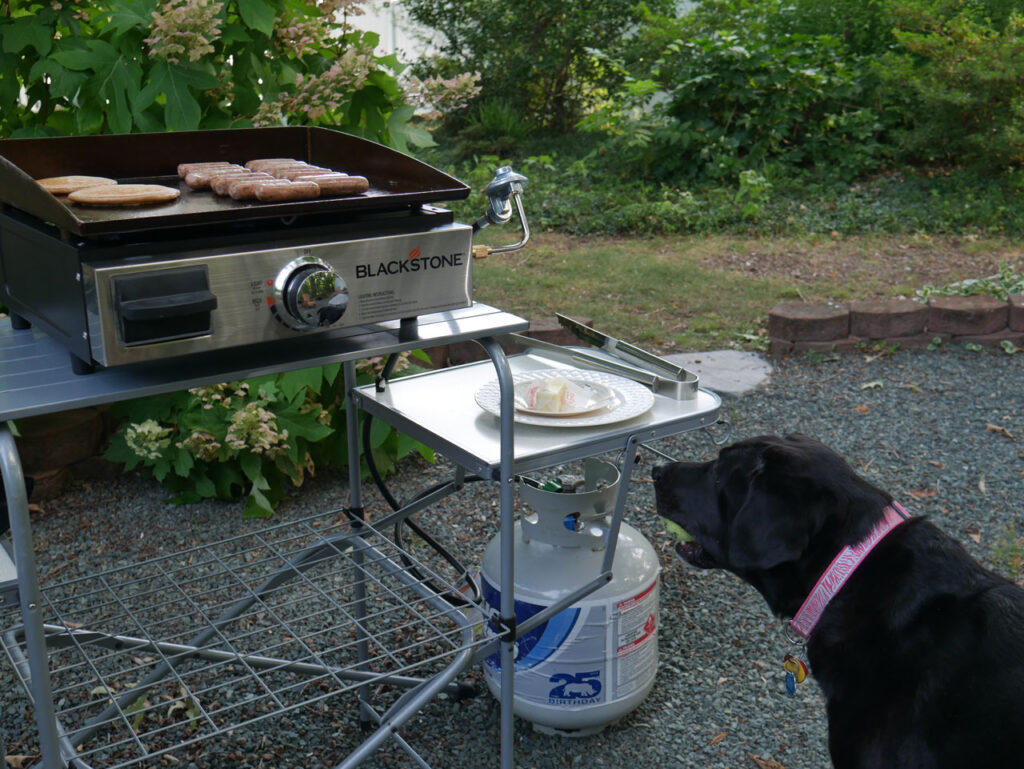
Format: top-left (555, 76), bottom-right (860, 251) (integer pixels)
top-left (105, 355), bottom-right (434, 517)
top-left (880, 8), bottom-right (1024, 170)
top-left (404, 0), bottom-right (676, 134)
top-left (0, 0), bottom-right (425, 149)
top-left (651, 29), bottom-right (893, 182)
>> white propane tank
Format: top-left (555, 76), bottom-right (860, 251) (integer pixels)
top-left (479, 459), bottom-right (660, 736)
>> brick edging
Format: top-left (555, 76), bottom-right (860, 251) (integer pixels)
top-left (769, 295), bottom-right (1024, 356)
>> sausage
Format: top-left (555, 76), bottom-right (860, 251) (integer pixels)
top-left (275, 165), bottom-right (332, 180)
top-left (230, 178), bottom-right (291, 200)
top-left (244, 158), bottom-right (303, 171)
top-left (210, 171), bottom-right (271, 196)
top-left (253, 180), bottom-right (321, 202)
top-left (295, 174), bottom-right (370, 196)
top-left (177, 161), bottom-right (235, 179)
top-left (184, 165), bottom-right (244, 189)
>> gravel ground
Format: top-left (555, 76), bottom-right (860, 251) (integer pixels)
top-left (3, 345), bottom-right (1023, 769)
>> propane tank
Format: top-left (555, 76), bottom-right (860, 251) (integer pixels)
top-left (479, 459), bottom-right (660, 736)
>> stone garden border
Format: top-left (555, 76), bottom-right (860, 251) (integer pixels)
top-left (769, 295), bottom-right (1024, 357)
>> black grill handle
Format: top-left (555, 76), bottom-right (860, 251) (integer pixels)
top-left (117, 290), bottom-right (218, 321)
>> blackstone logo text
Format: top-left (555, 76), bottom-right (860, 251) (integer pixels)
top-left (355, 253), bottom-right (464, 279)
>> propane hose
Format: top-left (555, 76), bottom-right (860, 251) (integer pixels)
top-left (362, 355), bottom-right (484, 607)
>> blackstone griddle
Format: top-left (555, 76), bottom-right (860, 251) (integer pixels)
top-left (0, 127), bottom-right (529, 373)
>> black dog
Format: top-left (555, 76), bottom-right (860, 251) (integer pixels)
top-left (653, 433), bottom-right (1024, 769)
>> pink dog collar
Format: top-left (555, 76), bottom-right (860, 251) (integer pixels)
top-left (789, 502), bottom-right (911, 639)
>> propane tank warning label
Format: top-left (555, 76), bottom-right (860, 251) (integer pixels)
top-left (614, 580), bottom-right (659, 697)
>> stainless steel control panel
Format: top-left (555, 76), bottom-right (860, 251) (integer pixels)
top-left (83, 223), bottom-right (473, 366)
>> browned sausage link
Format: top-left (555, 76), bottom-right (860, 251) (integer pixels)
top-left (266, 164), bottom-right (316, 178)
top-left (177, 161), bottom-right (236, 179)
top-left (210, 171), bottom-right (271, 196)
top-left (244, 158), bottom-right (302, 171)
top-left (277, 166), bottom-right (333, 180)
top-left (230, 178), bottom-right (291, 200)
top-left (301, 174), bottom-right (369, 196)
top-left (254, 181), bottom-right (321, 202)
top-left (184, 166), bottom-right (244, 189)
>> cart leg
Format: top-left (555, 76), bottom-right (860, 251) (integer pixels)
top-left (0, 426), bottom-right (67, 769)
top-left (344, 361), bottom-right (374, 730)
top-left (477, 337), bottom-right (516, 769)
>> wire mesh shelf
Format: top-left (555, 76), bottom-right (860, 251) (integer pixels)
top-left (1, 508), bottom-right (488, 768)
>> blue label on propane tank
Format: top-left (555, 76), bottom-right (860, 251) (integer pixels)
top-left (548, 671), bottom-right (602, 702)
top-left (481, 578), bottom-right (580, 672)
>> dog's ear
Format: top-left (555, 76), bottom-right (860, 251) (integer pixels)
top-left (726, 488), bottom-right (817, 571)
top-left (723, 441), bottom-right (823, 571)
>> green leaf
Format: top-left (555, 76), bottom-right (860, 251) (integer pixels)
top-left (237, 0), bottom-right (276, 37)
top-left (106, 0), bottom-right (160, 37)
top-left (152, 459), bottom-right (172, 482)
top-left (2, 16), bottom-right (54, 57)
top-left (53, 39), bottom-right (118, 71)
top-left (149, 61), bottom-right (202, 131)
top-left (321, 363), bottom-right (342, 385)
top-left (276, 412), bottom-right (333, 442)
top-left (174, 65), bottom-right (220, 92)
top-left (239, 451), bottom-right (262, 482)
top-left (28, 57), bottom-right (88, 102)
top-left (279, 367), bottom-right (323, 400)
top-left (74, 81), bottom-right (105, 134)
top-left (98, 57), bottom-right (142, 134)
top-left (173, 449), bottom-right (195, 477)
top-left (387, 105), bottom-right (434, 152)
top-left (193, 473), bottom-right (217, 498)
top-left (369, 417), bottom-right (392, 449)
top-left (244, 486), bottom-right (275, 518)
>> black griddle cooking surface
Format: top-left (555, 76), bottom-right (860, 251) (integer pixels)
top-left (0, 127), bottom-right (470, 238)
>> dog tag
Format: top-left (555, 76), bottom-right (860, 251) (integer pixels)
top-left (783, 654), bottom-right (808, 696)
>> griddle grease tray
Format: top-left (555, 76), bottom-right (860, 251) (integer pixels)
top-left (1, 510), bottom-right (485, 768)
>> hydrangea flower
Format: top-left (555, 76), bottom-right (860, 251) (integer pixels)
top-left (225, 402), bottom-right (289, 457)
top-left (145, 0), bottom-right (225, 65)
top-left (125, 419), bottom-right (173, 461)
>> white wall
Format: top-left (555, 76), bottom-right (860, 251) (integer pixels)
top-left (357, 0), bottom-right (438, 61)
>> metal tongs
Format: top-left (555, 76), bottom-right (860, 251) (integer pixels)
top-left (500, 315), bottom-right (699, 400)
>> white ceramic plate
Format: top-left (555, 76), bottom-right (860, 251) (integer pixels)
top-left (474, 368), bottom-right (656, 427)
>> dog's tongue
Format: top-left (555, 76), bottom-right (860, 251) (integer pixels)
top-left (661, 518), bottom-right (694, 543)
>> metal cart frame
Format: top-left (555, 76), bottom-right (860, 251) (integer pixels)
top-left (0, 303), bottom-right (721, 769)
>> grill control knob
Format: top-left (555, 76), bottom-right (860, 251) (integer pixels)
top-left (272, 257), bottom-right (349, 330)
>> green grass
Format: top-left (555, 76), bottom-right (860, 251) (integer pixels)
top-left (474, 235), bottom-right (798, 351)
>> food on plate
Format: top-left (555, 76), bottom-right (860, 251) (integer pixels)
top-left (253, 180), bottom-right (320, 202)
top-left (36, 175), bottom-right (118, 195)
top-left (67, 183), bottom-right (181, 206)
top-left (295, 173), bottom-right (370, 196)
top-left (524, 377), bottom-right (575, 413)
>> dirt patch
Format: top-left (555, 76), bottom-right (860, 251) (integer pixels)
top-left (697, 235), bottom-right (1024, 297)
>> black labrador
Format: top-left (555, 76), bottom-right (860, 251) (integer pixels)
top-left (652, 433), bottom-right (1024, 769)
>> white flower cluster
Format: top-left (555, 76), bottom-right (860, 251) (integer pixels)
top-left (125, 419), bottom-right (173, 461)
